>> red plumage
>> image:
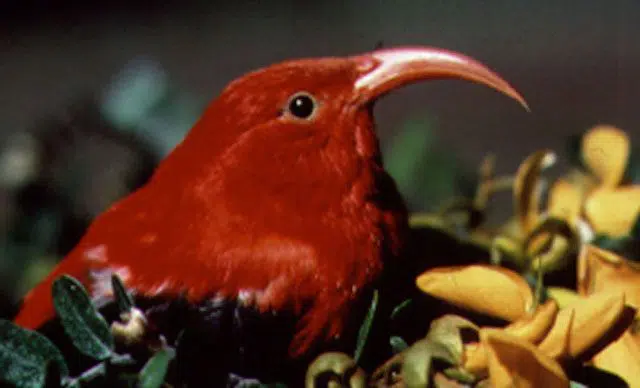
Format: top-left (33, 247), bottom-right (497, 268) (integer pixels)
top-left (14, 47), bottom-right (526, 356)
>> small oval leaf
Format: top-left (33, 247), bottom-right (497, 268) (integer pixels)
top-left (52, 275), bottom-right (113, 360)
top-left (138, 347), bottom-right (175, 388)
top-left (0, 319), bottom-right (68, 388)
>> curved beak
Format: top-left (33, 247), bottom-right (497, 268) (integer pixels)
top-left (352, 46), bottom-right (529, 110)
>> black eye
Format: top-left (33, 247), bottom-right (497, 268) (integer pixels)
top-left (286, 92), bottom-right (316, 119)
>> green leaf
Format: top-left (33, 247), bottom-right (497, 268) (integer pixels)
top-left (390, 336), bottom-right (408, 354)
top-left (426, 315), bottom-right (478, 364)
top-left (402, 339), bottom-right (457, 388)
top-left (111, 274), bottom-right (134, 314)
top-left (390, 299), bottom-right (412, 320)
top-left (52, 275), bottom-right (113, 360)
top-left (0, 319), bottom-right (68, 388)
top-left (354, 289), bottom-right (378, 363)
top-left (385, 119), bottom-right (435, 193)
top-left (385, 117), bottom-right (464, 209)
top-left (137, 347), bottom-right (175, 388)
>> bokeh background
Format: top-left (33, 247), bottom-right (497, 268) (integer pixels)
top-left (1, 1), bottom-right (639, 318)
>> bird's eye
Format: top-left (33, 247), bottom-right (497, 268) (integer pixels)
top-left (286, 92), bottom-right (317, 120)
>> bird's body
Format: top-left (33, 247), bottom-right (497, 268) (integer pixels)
top-left (14, 48), bottom-right (526, 359)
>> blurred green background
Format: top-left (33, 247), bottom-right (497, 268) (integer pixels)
top-left (0, 1), bottom-right (639, 317)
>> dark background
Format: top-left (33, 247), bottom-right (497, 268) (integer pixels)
top-left (1, 1), bottom-right (639, 310)
top-left (2, 1), bottom-right (639, 169)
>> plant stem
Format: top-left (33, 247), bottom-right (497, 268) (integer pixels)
top-left (62, 353), bottom-right (134, 387)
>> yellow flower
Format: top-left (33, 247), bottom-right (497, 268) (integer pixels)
top-left (481, 328), bottom-right (569, 388)
top-left (585, 187), bottom-right (640, 238)
top-left (577, 244), bottom-right (640, 387)
top-left (537, 291), bottom-right (628, 361)
top-left (582, 125), bottom-right (629, 188)
top-left (577, 243), bottom-right (640, 310)
top-left (550, 125), bottom-right (640, 238)
top-left (462, 300), bottom-right (559, 376)
top-left (489, 150), bottom-right (581, 272)
top-left (417, 265), bottom-right (635, 383)
top-left (546, 179), bottom-right (585, 228)
top-left (503, 300), bottom-right (559, 344)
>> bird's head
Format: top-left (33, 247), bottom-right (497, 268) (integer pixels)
top-left (177, 46), bottom-right (527, 174)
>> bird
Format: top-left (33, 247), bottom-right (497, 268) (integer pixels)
top-left (13, 47), bottom-right (527, 365)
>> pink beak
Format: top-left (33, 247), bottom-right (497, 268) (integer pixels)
top-left (352, 46), bottom-right (529, 110)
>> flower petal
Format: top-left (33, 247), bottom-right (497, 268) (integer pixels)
top-left (592, 331), bottom-right (640, 388)
top-left (538, 309), bottom-right (573, 360)
top-left (538, 291), bottom-right (627, 360)
top-left (416, 265), bottom-right (534, 321)
top-left (577, 244), bottom-right (640, 309)
top-left (463, 342), bottom-right (488, 376)
top-left (546, 287), bottom-right (583, 309)
top-left (504, 300), bottom-right (559, 344)
top-left (481, 328), bottom-right (569, 388)
top-left (581, 125), bottom-right (630, 188)
top-left (565, 169), bottom-right (599, 194)
top-left (547, 179), bottom-right (584, 224)
top-left (584, 186), bottom-right (640, 238)
top-left (513, 150), bottom-right (556, 234)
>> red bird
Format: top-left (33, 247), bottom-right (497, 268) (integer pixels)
top-left (14, 47), bottom-right (527, 356)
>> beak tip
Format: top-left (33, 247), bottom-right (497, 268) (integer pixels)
top-left (516, 95), bottom-right (531, 112)
top-left (499, 83), bottom-right (530, 112)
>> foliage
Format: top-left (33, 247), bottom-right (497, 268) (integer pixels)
top-left (1, 124), bottom-right (640, 387)
top-left (384, 116), bottom-right (473, 211)
top-left (0, 275), bottom-right (170, 388)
